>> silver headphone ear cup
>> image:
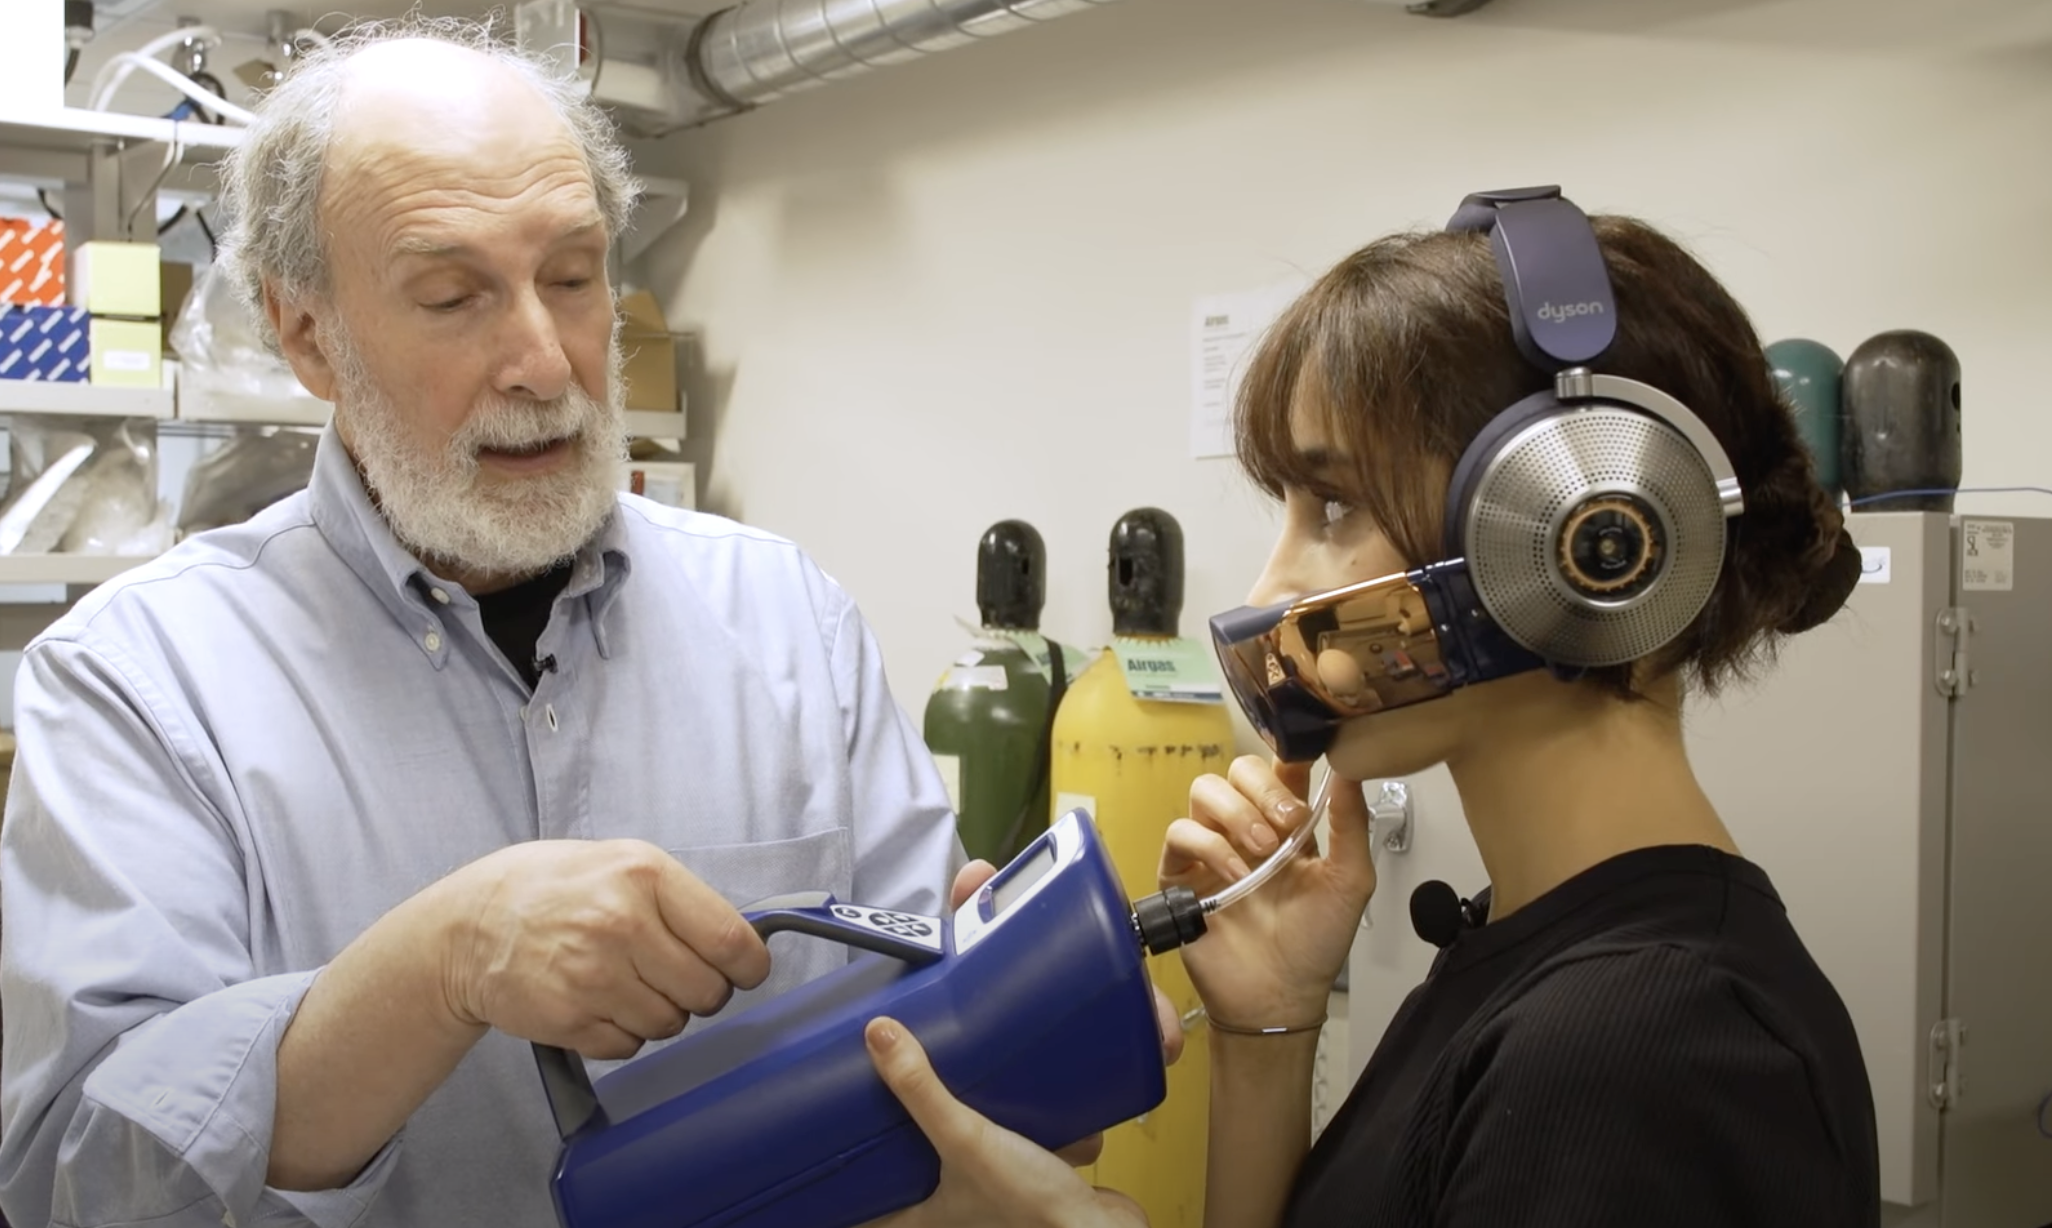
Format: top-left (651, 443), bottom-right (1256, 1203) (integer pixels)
top-left (1462, 403), bottom-right (1727, 667)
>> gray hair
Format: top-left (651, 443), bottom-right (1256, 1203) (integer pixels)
top-left (216, 13), bottom-right (640, 352)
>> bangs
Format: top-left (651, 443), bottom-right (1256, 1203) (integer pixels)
top-left (1233, 262), bottom-right (1418, 501)
top-left (1230, 230), bottom-right (1537, 567)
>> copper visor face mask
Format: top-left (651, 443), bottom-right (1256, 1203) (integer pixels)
top-left (1209, 186), bottom-right (1750, 763)
top-left (1211, 560), bottom-right (1550, 763)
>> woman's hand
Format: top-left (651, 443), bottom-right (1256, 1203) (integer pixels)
top-left (859, 1017), bottom-right (1150, 1228)
top-left (1161, 757), bottom-right (1376, 1031)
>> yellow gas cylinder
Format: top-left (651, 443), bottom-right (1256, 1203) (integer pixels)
top-left (1051, 508), bottom-right (1233, 1228)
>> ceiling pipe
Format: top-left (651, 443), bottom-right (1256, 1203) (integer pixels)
top-left (518, 0), bottom-right (1498, 134)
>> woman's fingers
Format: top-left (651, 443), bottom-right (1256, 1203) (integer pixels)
top-left (1160, 815), bottom-right (1250, 887)
top-left (1227, 755), bottom-right (1315, 842)
top-left (1321, 774), bottom-right (1377, 897)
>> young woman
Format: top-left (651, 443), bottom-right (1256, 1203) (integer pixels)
top-left (864, 189), bottom-right (1881, 1228)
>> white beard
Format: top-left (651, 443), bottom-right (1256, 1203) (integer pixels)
top-left (327, 322), bottom-right (625, 581)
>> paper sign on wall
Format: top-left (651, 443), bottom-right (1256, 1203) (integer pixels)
top-left (1961, 519), bottom-right (2014, 592)
top-left (1190, 279), bottom-right (1305, 459)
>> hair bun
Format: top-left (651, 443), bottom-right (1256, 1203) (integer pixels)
top-left (1781, 528), bottom-right (1862, 634)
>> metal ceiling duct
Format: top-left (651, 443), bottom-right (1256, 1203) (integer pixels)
top-left (687, 0), bottom-right (1121, 112)
top-left (520, 0), bottom-right (1496, 132)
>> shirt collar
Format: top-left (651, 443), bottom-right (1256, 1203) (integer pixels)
top-left (306, 421), bottom-right (634, 659)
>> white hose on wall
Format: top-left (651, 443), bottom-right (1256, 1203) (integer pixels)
top-left (92, 52), bottom-right (257, 125)
top-left (87, 24), bottom-right (258, 127)
top-left (85, 23), bottom-right (214, 103)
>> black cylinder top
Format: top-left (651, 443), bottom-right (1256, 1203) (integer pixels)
top-left (1108, 507), bottom-right (1184, 637)
top-left (976, 520), bottom-right (1045, 630)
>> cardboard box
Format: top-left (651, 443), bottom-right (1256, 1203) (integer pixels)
top-left (0, 219), bottom-right (66, 306)
top-left (0, 304), bottom-right (89, 382)
top-left (88, 317), bottom-right (161, 387)
top-left (617, 290), bottom-right (677, 413)
top-left (160, 261), bottom-right (196, 352)
top-left (70, 240), bottom-right (161, 319)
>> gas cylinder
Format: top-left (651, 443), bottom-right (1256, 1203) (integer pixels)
top-left (1764, 338), bottom-right (1845, 501)
top-left (924, 521), bottom-right (1072, 866)
top-left (1051, 508), bottom-right (1233, 1228)
top-left (1842, 330), bottom-right (1962, 511)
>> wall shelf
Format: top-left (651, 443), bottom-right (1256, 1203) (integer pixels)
top-left (178, 388), bottom-right (329, 427)
top-left (0, 382), bottom-right (173, 420)
top-left (0, 554), bottom-right (155, 586)
top-left (0, 385), bottom-right (686, 438)
top-left (624, 410), bottom-right (687, 438)
top-left (0, 107), bottom-right (242, 159)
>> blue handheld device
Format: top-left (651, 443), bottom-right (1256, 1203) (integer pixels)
top-left (537, 807), bottom-right (1196, 1228)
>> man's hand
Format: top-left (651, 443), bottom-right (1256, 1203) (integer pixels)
top-left (860, 1017), bottom-right (1150, 1228)
top-left (436, 838), bottom-right (772, 1059)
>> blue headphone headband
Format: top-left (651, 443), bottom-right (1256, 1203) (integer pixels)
top-left (1446, 186), bottom-right (1618, 371)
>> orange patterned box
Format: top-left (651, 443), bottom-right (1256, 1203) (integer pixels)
top-left (0, 219), bottom-right (67, 306)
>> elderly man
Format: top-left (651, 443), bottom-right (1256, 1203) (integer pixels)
top-left (0, 22), bottom-right (966, 1226)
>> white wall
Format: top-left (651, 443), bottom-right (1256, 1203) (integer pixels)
top-left (634, 0), bottom-right (2052, 721)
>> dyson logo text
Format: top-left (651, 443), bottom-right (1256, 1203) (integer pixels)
top-left (1536, 300), bottom-right (1606, 323)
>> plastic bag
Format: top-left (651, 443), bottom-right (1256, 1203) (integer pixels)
top-left (0, 415), bottom-right (173, 555)
top-left (169, 262), bottom-right (306, 400)
top-left (176, 426), bottom-right (319, 534)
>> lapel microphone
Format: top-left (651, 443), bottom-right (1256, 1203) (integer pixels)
top-left (1410, 880), bottom-right (1475, 949)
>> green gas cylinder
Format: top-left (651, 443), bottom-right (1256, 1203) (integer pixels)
top-left (1052, 508), bottom-right (1233, 1228)
top-left (923, 521), bottom-right (1071, 867)
top-left (1766, 337), bottom-right (1846, 500)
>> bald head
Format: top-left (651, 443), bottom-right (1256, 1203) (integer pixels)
top-left (327, 37), bottom-right (572, 170)
top-left (216, 16), bottom-right (638, 352)
top-left (310, 37), bottom-right (604, 314)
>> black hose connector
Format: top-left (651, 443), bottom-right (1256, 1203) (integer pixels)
top-left (1131, 886), bottom-right (1207, 955)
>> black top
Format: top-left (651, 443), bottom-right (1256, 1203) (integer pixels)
top-left (474, 561), bottom-right (573, 690)
top-left (1285, 844), bottom-right (1880, 1228)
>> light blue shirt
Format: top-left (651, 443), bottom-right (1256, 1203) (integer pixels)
top-left (0, 425), bottom-right (962, 1227)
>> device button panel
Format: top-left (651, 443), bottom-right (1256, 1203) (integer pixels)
top-left (830, 904), bottom-right (942, 950)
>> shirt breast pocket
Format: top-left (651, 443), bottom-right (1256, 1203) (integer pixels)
top-left (666, 827), bottom-right (854, 1011)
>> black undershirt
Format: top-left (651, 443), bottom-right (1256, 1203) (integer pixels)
top-left (474, 560), bottom-right (574, 689)
top-left (1285, 844), bottom-right (1881, 1228)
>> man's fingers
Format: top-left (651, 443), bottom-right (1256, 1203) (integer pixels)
top-left (632, 932), bottom-right (740, 1019)
top-left (652, 857), bottom-right (772, 990)
top-left (571, 1021), bottom-right (647, 1062)
top-left (606, 982), bottom-right (690, 1043)
top-left (950, 860), bottom-right (997, 911)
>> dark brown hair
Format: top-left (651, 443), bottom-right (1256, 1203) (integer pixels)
top-left (1235, 215), bottom-right (1855, 698)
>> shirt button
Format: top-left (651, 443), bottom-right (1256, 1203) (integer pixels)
top-left (424, 630), bottom-right (443, 653)
top-left (429, 587), bottom-right (450, 604)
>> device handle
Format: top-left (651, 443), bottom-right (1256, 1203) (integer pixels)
top-left (534, 891), bottom-right (947, 1139)
top-left (740, 890), bottom-right (946, 967)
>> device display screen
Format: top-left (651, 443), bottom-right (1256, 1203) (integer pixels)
top-left (989, 842), bottom-right (1058, 915)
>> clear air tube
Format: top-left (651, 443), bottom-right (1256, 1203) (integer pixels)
top-left (1128, 766), bottom-right (1351, 957)
top-left (1199, 769), bottom-right (1332, 916)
